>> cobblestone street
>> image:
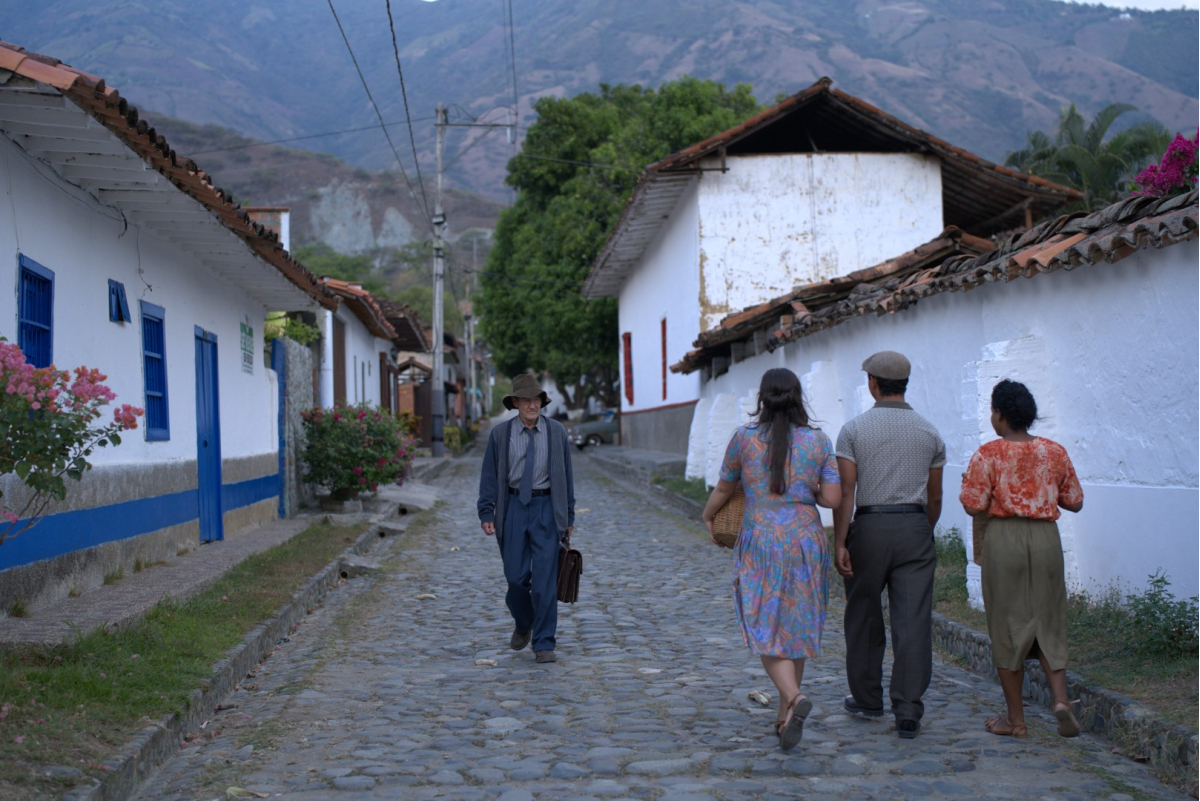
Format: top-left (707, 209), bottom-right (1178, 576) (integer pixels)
top-left (138, 456), bottom-right (1185, 800)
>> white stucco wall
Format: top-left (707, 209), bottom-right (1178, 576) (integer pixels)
top-left (0, 136), bottom-right (281, 466)
top-left (696, 152), bottom-right (944, 332)
top-left (316, 305), bottom-right (390, 408)
top-left (688, 242), bottom-right (1200, 600)
top-left (618, 180), bottom-right (703, 414)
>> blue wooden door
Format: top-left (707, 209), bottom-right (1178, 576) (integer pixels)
top-left (194, 328), bottom-right (224, 543)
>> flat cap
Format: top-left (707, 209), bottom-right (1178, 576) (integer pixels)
top-left (862, 351), bottom-right (911, 380)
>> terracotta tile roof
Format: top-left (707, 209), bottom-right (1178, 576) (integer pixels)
top-left (376, 298), bottom-right (430, 353)
top-left (583, 78), bottom-right (1081, 299)
top-left (0, 41), bottom-right (337, 310)
top-left (320, 279), bottom-right (397, 340)
top-left (672, 191), bottom-right (1198, 375)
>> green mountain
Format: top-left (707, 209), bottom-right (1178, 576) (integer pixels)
top-left (4, 0), bottom-right (1196, 207)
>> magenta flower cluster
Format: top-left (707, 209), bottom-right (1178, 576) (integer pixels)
top-left (1132, 131), bottom-right (1199, 197)
top-left (0, 340), bottom-right (143, 541)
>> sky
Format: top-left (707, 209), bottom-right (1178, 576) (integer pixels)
top-left (1055, 0), bottom-right (1199, 8)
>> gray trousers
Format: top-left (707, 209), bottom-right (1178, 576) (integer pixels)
top-left (843, 511), bottom-right (936, 722)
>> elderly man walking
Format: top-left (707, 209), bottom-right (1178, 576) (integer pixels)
top-left (833, 351), bottom-right (945, 739)
top-left (478, 374), bottom-right (576, 664)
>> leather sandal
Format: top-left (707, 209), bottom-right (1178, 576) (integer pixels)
top-left (1053, 702), bottom-right (1080, 738)
top-left (778, 694), bottom-right (813, 751)
top-left (984, 715), bottom-right (1028, 738)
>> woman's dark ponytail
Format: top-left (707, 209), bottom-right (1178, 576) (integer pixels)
top-left (753, 368), bottom-right (812, 495)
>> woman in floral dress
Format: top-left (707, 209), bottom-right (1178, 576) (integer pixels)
top-left (960, 379), bottom-right (1084, 739)
top-left (702, 368), bottom-right (841, 751)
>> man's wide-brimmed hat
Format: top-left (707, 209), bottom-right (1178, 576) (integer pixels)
top-left (503, 373), bottom-right (552, 411)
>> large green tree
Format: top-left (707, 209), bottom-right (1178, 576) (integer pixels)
top-left (1005, 104), bottom-right (1172, 211)
top-left (479, 77), bottom-right (758, 409)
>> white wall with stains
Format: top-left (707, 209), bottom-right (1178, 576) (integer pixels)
top-left (618, 180), bottom-right (703, 415)
top-left (687, 241), bottom-right (1200, 602)
top-left (696, 152), bottom-right (944, 332)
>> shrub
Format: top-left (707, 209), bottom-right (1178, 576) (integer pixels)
top-left (443, 425), bottom-right (462, 455)
top-left (0, 340), bottom-right (142, 545)
top-left (299, 404), bottom-right (417, 499)
top-left (1125, 571), bottom-right (1199, 660)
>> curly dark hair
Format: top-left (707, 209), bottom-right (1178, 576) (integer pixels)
top-left (992, 379), bottom-right (1038, 431)
top-left (753, 368), bottom-right (813, 495)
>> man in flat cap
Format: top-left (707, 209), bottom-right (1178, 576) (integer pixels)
top-left (478, 373), bottom-right (575, 664)
top-left (833, 351), bottom-right (945, 739)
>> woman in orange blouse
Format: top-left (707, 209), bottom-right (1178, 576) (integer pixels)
top-left (960, 379), bottom-right (1084, 739)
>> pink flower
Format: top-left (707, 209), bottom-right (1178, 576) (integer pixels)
top-left (352, 467), bottom-right (363, 475)
top-left (13, 735), bottom-right (22, 744)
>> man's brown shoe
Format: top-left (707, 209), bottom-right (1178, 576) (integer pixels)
top-left (534, 650), bottom-right (556, 663)
top-left (510, 629), bottom-right (531, 651)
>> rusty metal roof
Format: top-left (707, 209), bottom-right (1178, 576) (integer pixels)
top-left (376, 297), bottom-right (431, 353)
top-left (0, 41), bottom-right (337, 310)
top-left (583, 78), bottom-right (1081, 300)
top-left (320, 280), bottom-right (398, 341)
top-left (672, 190), bottom-right (1198, 375)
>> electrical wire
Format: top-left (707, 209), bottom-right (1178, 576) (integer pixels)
top-left (384, 0), bottom-right (433, 226)
top-left (326, 0), bottom-right (434, 233)
top-left (187, 118), bottom-right (434, 155)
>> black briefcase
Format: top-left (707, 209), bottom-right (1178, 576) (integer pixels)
top-left (557, 533), bottom-right (583, 603)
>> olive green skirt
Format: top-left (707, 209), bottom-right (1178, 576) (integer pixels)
top-left (980, 517), bottom-right (1068, 672)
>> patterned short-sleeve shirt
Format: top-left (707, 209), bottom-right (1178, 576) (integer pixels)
top-left (835, 401), bottom-right (946, 506)
top-left (959, 437), bottom-right (1083, 521)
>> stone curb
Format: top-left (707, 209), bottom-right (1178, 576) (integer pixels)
top-left (639, 471), bottom-right (1198, 788)
top-left (931, 612), bottom-right (1197, 788)
top-left (583, 450), bottom-right (705, 522)
top-left (62, 519), bottom-right (399, 801)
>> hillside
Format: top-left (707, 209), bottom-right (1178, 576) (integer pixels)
top-left (4, 0), bottom-right (1196, 208)
top-left (143, 114), bottom-right (504, 258)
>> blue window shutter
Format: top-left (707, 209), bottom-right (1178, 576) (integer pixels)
top-left (17, 255), bottom-right (53, 368)
top-left (140, 300), bottom-right (170, 441)
top-left (108, 280), bottom-right (131, 323)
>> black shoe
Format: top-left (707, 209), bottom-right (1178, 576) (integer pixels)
top-left (897, 719), bottom-right (921, 739)
top-left (534, 650), bottom-right (557, 663)
top-left (843, 695), bottom-right (885, 718)
top-left (510, 629), bottom-right (531, 651)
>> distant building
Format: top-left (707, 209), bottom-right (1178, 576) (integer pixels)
top-left (582, 78), bottom-right (1079, 454)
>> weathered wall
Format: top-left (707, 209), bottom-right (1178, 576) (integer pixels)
top-left (696, 152), bottom-right (944, 332)
top-left (688, 241), bottom-right (1200, 600)
top-left (316, 306), bottom-right (391, 408)
top-left (281, 338), bottom-right (316, 516)
top-left (618, 402), bottom-right (697, 456)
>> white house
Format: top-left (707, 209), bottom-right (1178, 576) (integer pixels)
top-left (0, 43), bottom-right (338, 614)
top-left (582, 78), bottom-right (1079, 454)
top-left (316, 279), bottom-right (398, 409)
top-left (673, 191), bottom-right (1199, 602)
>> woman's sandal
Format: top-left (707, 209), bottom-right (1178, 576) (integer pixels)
top-left (1053, 702), bottom-right (1080, 738)
top-left (984, 715), bottom-right (1028, 738)
top-left (778, 694), bottom-right (813, 751)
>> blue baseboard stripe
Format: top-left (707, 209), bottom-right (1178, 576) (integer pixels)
top-left (0, 473), bottom-right (280, 572)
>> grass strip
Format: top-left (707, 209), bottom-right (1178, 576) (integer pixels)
top-left (933, 529), bottom-right (1197, 731)
top-left (0, 518), bottom-right (368, 800)
top-left (651, 473), bottom-right (709, 505)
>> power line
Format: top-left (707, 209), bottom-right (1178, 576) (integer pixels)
top-left (186, 119), bottom-right (434, 155)
top-left (384, 0), bottom-right (433, 229)
top-left (325, 0), bottom-right (434, 233)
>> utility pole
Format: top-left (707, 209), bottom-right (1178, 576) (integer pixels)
top-left (431, 105), bottom-right (515, 445)
top-left (463, 275), bottom-right (474, 426)
top-left (431, 103), bottom-right (447, 457)
top-left (469, 237), bottom-right (479, 423)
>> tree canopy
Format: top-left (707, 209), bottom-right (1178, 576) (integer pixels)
top-left (1005, 104), bottom-right (1172, 212)
top-left (478, 77), bottom-right (759, 409)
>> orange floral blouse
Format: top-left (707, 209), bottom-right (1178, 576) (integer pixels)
top-left (959, 437), bottom-right (1084, 521)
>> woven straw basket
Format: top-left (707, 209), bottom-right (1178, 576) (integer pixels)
top-left (711, 482), bottom-right (745, 549)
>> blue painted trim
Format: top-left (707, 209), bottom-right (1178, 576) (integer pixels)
top-left (194, 325), bottom-right (217, 343)
top-left (17, 253), bottom-right (54, 368)
top-left (0, 488), bottom-right (198, 571)
top-left (0, 473), bottom-right (282, 572)
top-left (220, 473), bottom-right (279, 513)
top-left (140, 300), bottom-right (170, 441)
top-left (271, 339), bottom-right (287, 519)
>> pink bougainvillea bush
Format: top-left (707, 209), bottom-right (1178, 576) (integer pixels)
top-left (299, 404), bottom-right (418, 500)
top-left (0, 340), bottom-right (143, 545)
top-left (1132, 131), bottom-right (1199, 197)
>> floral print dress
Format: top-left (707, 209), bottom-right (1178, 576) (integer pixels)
top-left (720, 424), bottom-right (840, 658)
